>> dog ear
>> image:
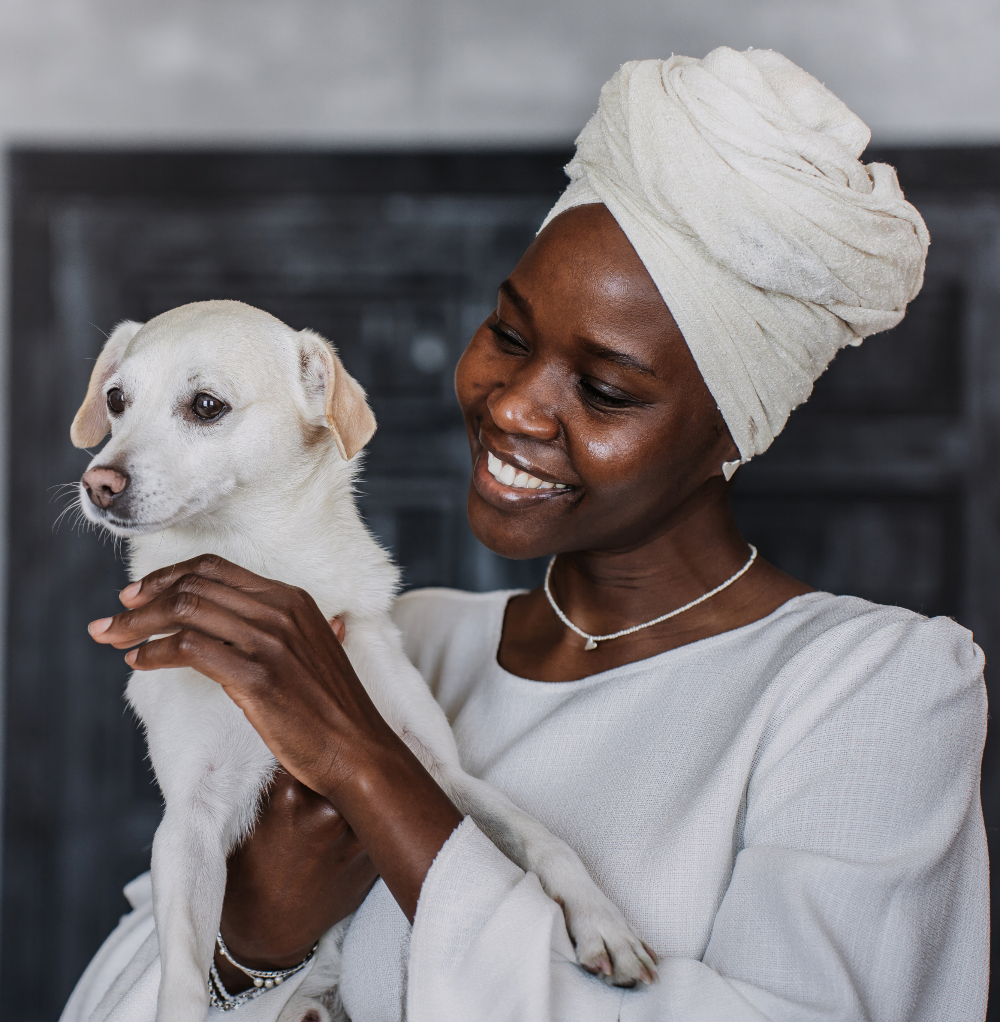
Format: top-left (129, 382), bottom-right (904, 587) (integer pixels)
top-left (299, 330), bottom-right (377, 460)
top-left (70, 320), bottom-right (144, 448)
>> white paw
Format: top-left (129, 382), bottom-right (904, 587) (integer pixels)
top-left (560, 892), bottom-right (658, 988)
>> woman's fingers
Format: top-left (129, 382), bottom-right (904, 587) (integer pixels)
top-left (119, 553), bottom-right (289, 609)
top-left (96, 573), bottom-right (333, 652)
top-left (123, 626), bottom-right (254, 681)
top-left (91, 587), bottom-right (259, 650)
top-left (329, 616), bottom-right (346, 643)
top-left (89, 554), bottom-right (379, 804)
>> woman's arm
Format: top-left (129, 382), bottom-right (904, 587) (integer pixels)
top-left (89, 554), bottom-right (463, 926)
top-left (214, 769), bottom-right (378, 991)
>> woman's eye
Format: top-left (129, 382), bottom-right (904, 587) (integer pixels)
top-left (488, 323), bottom-right (529, 352)
top-left (106, 388), bottom-right (126, 414)
top-left (192, 393), bottom-right (227, 420)
top-left (580, 379), bottom-right (636, 409)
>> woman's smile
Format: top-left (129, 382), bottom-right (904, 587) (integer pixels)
top-left (471, 439), bottom-right (576, 510)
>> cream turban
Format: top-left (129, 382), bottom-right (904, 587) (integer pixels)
top-left (540, 47), bottom-right (929, 462)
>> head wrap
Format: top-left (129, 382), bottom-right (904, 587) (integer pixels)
top-left (540, 47), bottom-right (929, 461)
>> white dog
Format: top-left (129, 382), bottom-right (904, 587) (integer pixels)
top-left (72, 300), bottom-right (655, 1022)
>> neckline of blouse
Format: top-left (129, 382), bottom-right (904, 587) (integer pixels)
top-left (490, 589), bottom-right (833, 688)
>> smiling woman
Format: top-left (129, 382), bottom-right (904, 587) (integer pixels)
top-left (62, 47), bottom-right (987, 1022)
top-left (458, 203), bottom-right (813, 685)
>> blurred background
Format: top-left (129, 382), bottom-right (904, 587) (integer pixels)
top-left (1, 1), bottom-right (998, 1019)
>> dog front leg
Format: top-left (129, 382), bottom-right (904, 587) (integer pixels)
top-left (445, 772), bottom-right (658, 988)
top-left (150, 805), bottom-right (230, 1022)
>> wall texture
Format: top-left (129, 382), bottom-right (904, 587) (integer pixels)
top-left (0, 0), bottom-right (998, 145)
top-left (0, 0), bottom-right (998, 994)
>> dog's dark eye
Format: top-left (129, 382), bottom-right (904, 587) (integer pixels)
top-left (192, 393), bottom-right (226, 420)
top-left (106, 388), bottom-right (126, 414)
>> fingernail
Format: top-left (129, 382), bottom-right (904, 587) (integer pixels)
top-left (120, 582), bottom-right (141, 601)
top-left (88, 617), bottom-right (112, 636)
top-left (124, 650), bottom-right (137, 666)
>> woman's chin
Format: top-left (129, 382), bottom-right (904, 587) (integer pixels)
top-left (465, 489), bottom-right (563, 562)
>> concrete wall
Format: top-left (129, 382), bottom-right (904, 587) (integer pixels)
top-left (0, 0), bottom-right (998, 146)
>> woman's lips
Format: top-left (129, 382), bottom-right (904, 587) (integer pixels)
top-left (472, 448), bottom-right (575, 509)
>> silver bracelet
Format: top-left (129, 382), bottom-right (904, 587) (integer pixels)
top-left (207, 931), bottom-right (318, 1011)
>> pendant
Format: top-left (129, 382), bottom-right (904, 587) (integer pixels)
top-left (584, 637), bottom-right (598, 651)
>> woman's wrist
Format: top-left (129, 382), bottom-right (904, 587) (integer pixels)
top-left (213, 947), bottom-right (254, 995)
top-left (216, 769), bottom-right (379, 994)
top-left (210, 932), bottom-right (318, 1001)
top-left (324, 733), bottom-right (463, 922)
top-left (217, 926), bottom-right (318, 976)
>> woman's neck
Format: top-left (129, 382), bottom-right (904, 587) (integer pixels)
top-left (498, 485), bottom-right (813, 683)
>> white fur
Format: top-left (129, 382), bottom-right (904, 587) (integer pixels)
top-left (75, 301), bottom-right (654, 1022)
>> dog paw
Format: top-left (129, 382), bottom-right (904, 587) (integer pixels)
top-left (561, 895), bottom-right (658, 987)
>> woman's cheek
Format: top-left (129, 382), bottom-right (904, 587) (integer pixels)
top-left (581, 427), bottom-right (651, 484)
top-left (454, 329), bottom-right (494, 414)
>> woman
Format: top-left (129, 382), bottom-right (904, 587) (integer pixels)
top-left (65, 48), bottom-right (987, 1022)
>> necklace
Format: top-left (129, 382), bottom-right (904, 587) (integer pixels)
top-left (543, 545), bottom-right (758, 651)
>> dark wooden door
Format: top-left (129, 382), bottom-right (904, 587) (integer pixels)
top-left (4, 148), bottom-right (998, 1021)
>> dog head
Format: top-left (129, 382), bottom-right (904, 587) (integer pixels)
top-left (72, 300), bottom-right (376, 536)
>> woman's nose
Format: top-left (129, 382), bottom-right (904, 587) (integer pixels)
top-left (485, 366), bottom-right (561, 440)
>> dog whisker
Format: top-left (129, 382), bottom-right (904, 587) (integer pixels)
top-left (53, 493), bottom-right (87, 535)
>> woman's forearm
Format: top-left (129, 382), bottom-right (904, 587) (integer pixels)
top-left (321, 734), bottom-right (464, 923)
top-left (212, 770), bottom-right (379, 988)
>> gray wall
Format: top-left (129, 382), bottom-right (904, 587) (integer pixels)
top-left (1, 0), bottom-right (999, 145)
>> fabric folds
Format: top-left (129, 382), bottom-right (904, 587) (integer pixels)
top-left (540, 48), bottom-right (930, 460)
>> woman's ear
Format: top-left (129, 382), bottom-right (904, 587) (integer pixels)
top-left (299, 329), bottom-right (377, 460)
top-left (70, 320), bottom-right (144, 448)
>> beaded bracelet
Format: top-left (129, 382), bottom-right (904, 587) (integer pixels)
top-left (207, 931), bottom-right (318, 1011)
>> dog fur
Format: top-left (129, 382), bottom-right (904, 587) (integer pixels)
top-left (73, 300), bottom-right (654, 1022)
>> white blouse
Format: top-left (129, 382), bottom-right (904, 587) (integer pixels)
top-left (338, 589), bottom-right (988, 1022)
top-left (63, 589), bottom-right (989, 1022)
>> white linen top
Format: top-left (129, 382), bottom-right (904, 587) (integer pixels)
top-left (61, 588), bottom-right (989, 1022)
top-left (338, 589), bottom-right (988, 1022)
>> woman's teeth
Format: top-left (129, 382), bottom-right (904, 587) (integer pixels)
top-left (487, 452), bottom-right (567, 490)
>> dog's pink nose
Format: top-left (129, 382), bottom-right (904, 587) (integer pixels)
top-left (82, 466), bottom-right (130, 509)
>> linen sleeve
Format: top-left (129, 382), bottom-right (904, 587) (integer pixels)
top-left (405, 616), bottom-right (989, 1022)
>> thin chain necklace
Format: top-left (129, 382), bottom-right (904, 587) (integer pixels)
top-left (543, 545), bottom-right (758, 651)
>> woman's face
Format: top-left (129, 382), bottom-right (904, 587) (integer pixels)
top-left (455, 203), bottom-right (737, 561)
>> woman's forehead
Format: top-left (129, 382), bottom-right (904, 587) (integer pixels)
top-left (514, 205), bottom-right (666, 312)
top-left (504, 206), bottom-right (683, 364)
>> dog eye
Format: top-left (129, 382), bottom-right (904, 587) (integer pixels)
top-left (192, 393), bottom-right (227, 420)
top-left (106, 388), bottom-right (126, 414)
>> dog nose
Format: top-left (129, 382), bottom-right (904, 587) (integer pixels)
top-left (82, 466), bottom-right (130, 509)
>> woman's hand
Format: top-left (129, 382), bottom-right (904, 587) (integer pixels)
top-left (92, 555), bottom-right (393, 798)
top-left (214, 769), bottom-right (378, 994)
top-left (88, 554), bottom-right (463, 921)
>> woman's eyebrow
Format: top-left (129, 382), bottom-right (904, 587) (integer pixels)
top-left (498, 279), bottom-right (532, 318)
top-left (579, 339), bottom-right (656, 377)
